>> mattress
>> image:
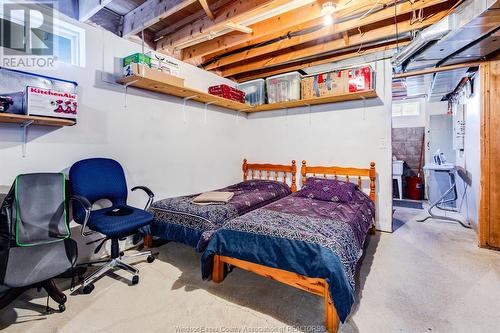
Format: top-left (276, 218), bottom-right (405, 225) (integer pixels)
top-left (201, 189), bottom-right (375, 322)
top-left (142, 180), bottom-right (291, 251)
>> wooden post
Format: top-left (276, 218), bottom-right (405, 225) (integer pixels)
top-left (143, 235), bottom-right (153, 248)
top-left (242, 158), bottom-right (248, 181)
top-left (324, 284), bottom-right (340, 333)
top-left (369, 162), bottom-right (376, 202)
top-left (212, 255), bottom-right (224, 283)
top-left (291, 160), bottom-right (297, 192)
top-left (301, 160), bottom-right (307, 187)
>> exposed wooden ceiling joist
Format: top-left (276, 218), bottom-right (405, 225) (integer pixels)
top-left (204, 0), bottom-right (449, 71)
top-left (198, 0), bottom-right (215, 20)
top-left (220, 8), bottom-right (449, 77)
top-left (156, 0), bottom-right (316, 52)
top-left (234, 40), bottom-right (410, 82)
top-left (182, 0), bottom-right (396, 64)
top-left (122, 0), bottom-right (198, 38)
top-left (79, 0), bottom-right (114, 22)
top-left (153, 0), bottom-right (230, 43)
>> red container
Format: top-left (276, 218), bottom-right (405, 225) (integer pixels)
top-left (406, 176), bottom-right (423, 200)
top-left (208, 85), bottom-right (245, 102)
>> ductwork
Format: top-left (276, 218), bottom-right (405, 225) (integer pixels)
top-left (391, 0), bottom-right (500, 101)
top-left (392, 0), bottom-right (499, 71)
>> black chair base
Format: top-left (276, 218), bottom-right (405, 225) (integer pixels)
top-left (0, 279), bottom-right (67, 313)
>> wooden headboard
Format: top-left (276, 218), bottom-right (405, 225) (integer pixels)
top-left (242, 159), bottom-right (297, 192)
top-left (301, 161), bottom-right (376, 202)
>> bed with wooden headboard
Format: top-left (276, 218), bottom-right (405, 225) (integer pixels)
top-left (202, 161), bottom-right (376, 333)
top-left (143, 159), bottom-right (297, 249)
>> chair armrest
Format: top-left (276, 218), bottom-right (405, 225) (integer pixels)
top-left (131, 186), bottom-right (154, 210)
top-left (69, 195), bottom-right (93, 236)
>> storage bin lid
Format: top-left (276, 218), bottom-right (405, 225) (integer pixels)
top-left (237, 78), bottom-right (265, 86)
top-left (266, 71), bottom-right (302, 81)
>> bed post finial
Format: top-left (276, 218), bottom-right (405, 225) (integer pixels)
top-left (301, 160), bottom-right (307, 187)
top-left (369, 162), bottom-right (376, 201)
top-left (243, 159), bottom-right (248, 181)
top-left (291, 160), bottom-right (297, 192)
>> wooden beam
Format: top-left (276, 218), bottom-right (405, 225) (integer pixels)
top-left (199, 0), bottom-right (215, 20)
top-left (225, 22), bottom-right (253, 34)
top-left (156, 0), bottom-right (315, 51)
top-left (153, 0), bottom-right (229, 45)
top-left (393, 61), bottom-right (483, 79)
top-left (221, 10), bottom-right (448, 77)
top-left (182, 0), bottom-right (396, 63)
top-left (204, 0), bottom-right (448, 70)
top-left (235, 40), bottom-right (409, 82)
top-left (79, 0), bottom-right (114, 22)
top-left (122, 0), bottom-right (197, 38)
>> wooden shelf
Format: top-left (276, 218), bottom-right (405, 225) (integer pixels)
top-left (249, 90), bottom-right (378, 112)
top-left (117, 75), bottom-right (378, 113)
top-left (0, 113), bottom-right (76, 126)
top-left (117, 74), bottom-right (250, 111)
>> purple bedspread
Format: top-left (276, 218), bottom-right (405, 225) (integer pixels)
top-left (202, 189), bottom-right (375, 321)
top-left (148, 180), bottom-right (291, 250)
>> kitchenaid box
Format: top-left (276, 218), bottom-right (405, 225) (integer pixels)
top-left (26, 86), bottom-right (78, 120)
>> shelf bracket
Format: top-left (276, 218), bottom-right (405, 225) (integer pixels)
top-left (123, 80), bottom-right (139, 109)
top-left (183, 95), bottom-right (198, 122)
top-left (20, 120), bottom-right (33, 158)
top-left (204, 101), bottom-right (217, 123)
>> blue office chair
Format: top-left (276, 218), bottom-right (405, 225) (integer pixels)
top-left (69, 158), bottom-right (155, 294)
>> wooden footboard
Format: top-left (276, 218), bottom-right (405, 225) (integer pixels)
top-left (212, 255), bottom-right (340, 332)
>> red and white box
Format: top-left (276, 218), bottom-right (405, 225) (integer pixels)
top-left (347, 66), bottom-right (373, 92)
top-left (26, 86), bottom-right (78, 120)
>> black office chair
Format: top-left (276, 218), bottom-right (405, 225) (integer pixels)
top-left (0, 173), bottom-right (78, 312)
top-left (69, 158), bottom-right (155, 294)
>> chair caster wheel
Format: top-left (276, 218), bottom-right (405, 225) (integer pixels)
top-left (147, 255), bottom-right (155, 263)
top-left (59, 304), bottom-right (66, 312)
top-left (82, 284), bottom-right (94, 294)
top-left (132, 275), bottom-right (139, 285)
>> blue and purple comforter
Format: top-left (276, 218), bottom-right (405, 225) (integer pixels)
top-left (201, 190), bottom-right (375, 322)
top-left (143, 180), bottom-right (291, 251)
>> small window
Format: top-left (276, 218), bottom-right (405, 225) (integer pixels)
top-left (392, 101), bottom-right (420, 117)
top-left (0, 5), bottom-right (85, 67)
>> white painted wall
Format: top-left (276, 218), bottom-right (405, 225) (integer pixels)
top-left (244, 60), bottom-right (393, 232)
top-left (456, 77), bottom-right (481, 228)
top-left (0, 19), bottom-right (243, 207)
top-left (0, 16), bottom-right (394, 235)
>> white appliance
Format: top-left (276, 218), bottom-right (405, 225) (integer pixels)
top-left (393, 160), bottom-right (404, 200)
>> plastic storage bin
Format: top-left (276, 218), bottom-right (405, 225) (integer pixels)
top-left (266, 72), bottom-right (301, 104)
top-left (237, 79), bottom-right (266, 106)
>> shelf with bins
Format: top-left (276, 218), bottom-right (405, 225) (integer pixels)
top-left (116, 74), bottom-right (378, 113)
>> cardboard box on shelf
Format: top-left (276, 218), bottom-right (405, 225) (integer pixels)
top-left (145, 51), bottom-right (181, 77)
top-left (123, 53), bottom-right (151, 77)
top-left (26, 86), bottom-right (78, 120)
top-left (126, 63), bottom-right (185, 87)
top-left (301, 70), bottom-right (348, 99)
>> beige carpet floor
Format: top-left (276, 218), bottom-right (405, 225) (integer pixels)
top-left (1, 207), bottom-right (499, 333)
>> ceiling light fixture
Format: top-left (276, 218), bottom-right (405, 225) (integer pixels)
top-left (322, 1), bottom-right (336, 26)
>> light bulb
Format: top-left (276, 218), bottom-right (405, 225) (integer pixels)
top-left (323, 14), bottom-right (333, 26)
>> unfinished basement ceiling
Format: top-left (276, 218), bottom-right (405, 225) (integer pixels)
top-left (76, 0), bottom-right (472, 81)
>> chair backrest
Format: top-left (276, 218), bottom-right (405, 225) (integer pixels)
top-left (69, 158), bottom-right (128, 224)
top-left (1, 173), bottom-right (69, 247)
